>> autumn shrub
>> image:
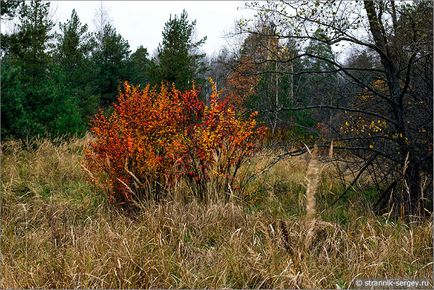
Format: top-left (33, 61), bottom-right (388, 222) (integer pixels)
top-left (85, 80), bottom-right (264, 205)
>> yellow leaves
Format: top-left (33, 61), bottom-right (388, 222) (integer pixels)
top-left (341, 118), bottom-right (388, 135)
top-left (358, 79), bottom-right (388, 101)
top-left (359, 94), bottom-right (370, 101)
top-left (372, 79), bottom-right (386, 88)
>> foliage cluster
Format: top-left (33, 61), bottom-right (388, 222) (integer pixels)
top-left (86, 81), bottom-right (264, 204)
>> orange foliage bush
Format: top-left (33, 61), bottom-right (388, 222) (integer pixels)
top-left (85, 80), bottom-right (264, 204)
top-left (226, 55), bottom-right (260, 110)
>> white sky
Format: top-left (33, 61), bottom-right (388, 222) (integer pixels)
top-left (47, 1), bottom-right (254, 57)
top-left (1, 1), bottom-right (355, 61)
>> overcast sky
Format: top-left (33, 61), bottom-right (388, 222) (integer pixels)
top-left (46, 1), bottom-right (253, 57)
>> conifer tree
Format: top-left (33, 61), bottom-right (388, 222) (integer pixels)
top-left (153, 10), bottom-right (207, 90)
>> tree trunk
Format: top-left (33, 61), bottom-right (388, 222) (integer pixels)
top-left (364, 0), bottom-right (424, 218)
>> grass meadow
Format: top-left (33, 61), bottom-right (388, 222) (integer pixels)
top-left (1, 136), bottom-right (432, 288)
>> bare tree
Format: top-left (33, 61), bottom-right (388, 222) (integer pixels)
top-left (239, 0), bottom-right (432, 218)
top-left (93, 0), bottom-right (111, 45)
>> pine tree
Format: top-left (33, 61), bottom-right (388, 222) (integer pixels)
top-left (93, 24), bottom-right (130, 106)
top-left (153, 10), bottom-right (207, 90)
top-left (55, 9), bottom-right (98, 121)
top-left (127, 45), bottom-right (151, 87)
top-left (0, 0), bottom-right (22, 20)
top-left (1, 1), bottom-right (85, 139)
top-left (298, 29), bottom-right (338, 135)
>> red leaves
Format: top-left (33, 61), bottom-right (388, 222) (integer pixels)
top-left (85, 80), bottom-right (264, 205)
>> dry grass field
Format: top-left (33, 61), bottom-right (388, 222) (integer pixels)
top-left (1, 137), bottom-right (432, 288)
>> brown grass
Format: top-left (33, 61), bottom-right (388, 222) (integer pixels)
top-left (1, 137), bottom-right (432, 288)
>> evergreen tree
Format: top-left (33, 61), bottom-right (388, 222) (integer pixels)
top-left (1, 1), bottom-right (85, 139)
top-left (300, 29), bottom-right (337, 105)
top-left (3, 0), bottom-right (56, 137)
top-left (1, 0), bottom-right (22, 20)
top-left (152, 10), bottom-right (207, 90)
top-left (8, 0), bottom-right (54, 81)
top-left (296, 29), bottom-right (338, 136)
top-left (93, 24), bottom-right (130, 106)
top-left (42, 65), bottom-right (85, 136)
top-left (127, 45), bottom-right (151, 87)
top-left (1, 0), bottom-right (23, 52)
top-left (1, 58), bottom-right (29, 138)
top-left (55, 9), bottom-right (98, 121)
top-left (56, 9), bottom-right (94, 70)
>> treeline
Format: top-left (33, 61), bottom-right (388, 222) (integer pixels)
top-left (1, 0), bottom-right (339, 142)
top-left (1, 0), bottom-right (207, 139)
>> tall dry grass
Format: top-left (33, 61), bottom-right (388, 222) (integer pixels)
top-left (1, 137), bottom-right (432, 288)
